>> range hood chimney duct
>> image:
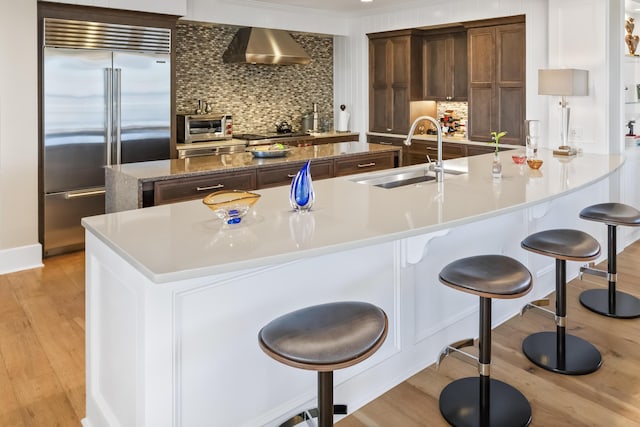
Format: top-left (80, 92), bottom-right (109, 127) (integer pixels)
top-left (222, 27), bottom-right (311, 65)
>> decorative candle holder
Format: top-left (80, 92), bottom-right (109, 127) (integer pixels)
top-left (289, 160), bottom-right (314, 211)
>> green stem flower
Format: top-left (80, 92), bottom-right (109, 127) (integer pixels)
top-left (489, 131), bottom-right (507, 153)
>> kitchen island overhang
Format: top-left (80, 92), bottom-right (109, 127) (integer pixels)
top-left (82, 149), bottom-right (625, 427)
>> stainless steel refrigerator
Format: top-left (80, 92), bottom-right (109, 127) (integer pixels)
top-left (42, 18), bottom-right (171, 256)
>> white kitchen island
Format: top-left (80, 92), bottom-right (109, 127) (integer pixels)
top-left (82, 148), bottom-right (625, 427)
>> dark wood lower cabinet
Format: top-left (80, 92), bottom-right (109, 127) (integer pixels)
top-left (334, 152), bottom-right (395, 177)
top-left (153, 170), bottom-right (257, 206)
top-left (146, 149), bottom-right (397, 206)
top-left (257, 160), bottom-right (333, 189)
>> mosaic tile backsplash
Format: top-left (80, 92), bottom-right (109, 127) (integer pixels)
top-left (176, 22), bottom-right (334, 135)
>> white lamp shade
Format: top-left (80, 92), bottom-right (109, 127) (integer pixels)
top-left (538, 69), bottom-right (589, 96)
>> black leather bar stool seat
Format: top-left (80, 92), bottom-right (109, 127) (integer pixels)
top-left (259, 301), bottom-right (388, 427)
top-left (438, 255), bottom-right (533, 427)
top-left (579, 203), bottom-right (640, 318)
top-left (521, 229), bottom-right (602, 375)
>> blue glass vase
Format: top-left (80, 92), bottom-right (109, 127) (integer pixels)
top-left (289, 160), bottom-right (314, 211)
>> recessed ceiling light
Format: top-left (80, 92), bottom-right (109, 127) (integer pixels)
top-left (361, 0), bottom-right (373, 3)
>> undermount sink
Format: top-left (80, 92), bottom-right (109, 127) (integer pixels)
top-left (351, 166), bottom-right (467, 189)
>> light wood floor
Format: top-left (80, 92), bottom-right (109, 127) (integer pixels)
top-left (338, 241), bottom-right (640, 427)
top-left (0, 243), bottom-right (638, 426)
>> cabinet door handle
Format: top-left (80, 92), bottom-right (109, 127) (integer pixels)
top-left (378, 141), bottom-right (393, 145)
top-left (386, 128), bottom-right (392, 131)
top-left (196, 184), bottom-right (224, 191)
top-left (357, 162), bottom-right (376, 168)
top-left (426, 147), bottom-right (438, 151)
top-left (287, 174), bottom-right (296, 178)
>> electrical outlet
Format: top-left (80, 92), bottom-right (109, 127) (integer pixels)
top-left (570, 127), bottom-right (583, 140)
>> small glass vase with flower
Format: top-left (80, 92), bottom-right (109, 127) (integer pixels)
top-left (489, 131), bottom-right (507, 179)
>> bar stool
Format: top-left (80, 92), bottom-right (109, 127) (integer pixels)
top-left (578, 202), bottom-right (640, 318)
top-left (437, 255), bottom-right (533, 427)
top-left (520, 229), bottom-right (602, 375)
top-left (258, 301), bottom-right (388, 427)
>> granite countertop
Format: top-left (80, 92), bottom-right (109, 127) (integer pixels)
top-left (176, 131), bottom-right (360, 152)
top-left (86, 148), bottom-right (624, 283)
top-left (367, 131), bottom-right (522, 149)
top-left (111, 141), bottom-right (396, 182)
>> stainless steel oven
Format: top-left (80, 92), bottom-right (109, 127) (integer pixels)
top-left (177, 113), bottom-right (233, 143)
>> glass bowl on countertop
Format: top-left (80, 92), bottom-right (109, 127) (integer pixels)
top-left (527, 158), bottom-right (544, 170)
top-left (203, 190), bottom-right (261, 225)
top-left (511, 153), bottom-right (527, 164)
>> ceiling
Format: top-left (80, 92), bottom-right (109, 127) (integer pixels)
top-left (251, 0), bottom-right (405, 13)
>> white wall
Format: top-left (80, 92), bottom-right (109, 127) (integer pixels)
top-left (0, 0), bottom-right (42, 273)
top-left (185, 0), bottom-right (349, 36)
top-left (46, 0), bottom-right (187, 16)
top-left (546, 0), bottom-right (620, 155)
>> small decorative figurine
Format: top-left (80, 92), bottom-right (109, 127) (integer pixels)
top-left (625, 17), bottom-right (639, 56)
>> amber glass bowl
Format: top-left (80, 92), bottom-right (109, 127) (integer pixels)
top-left (527, 158), bottom-right (544, 170)
top-left (203, 190), bottom-right (261, 224)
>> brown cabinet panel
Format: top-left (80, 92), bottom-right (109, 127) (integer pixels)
top-left (423, 31), bottom-right (468, 101)
top-left (154, 170), bottom-right (257, 205)
top-left (468, 28), bottom-right (494, 84)
top-left (497, 26), bottom-right (526, 83)
top-left (334, 152), bottom-right (395, 177)
top-left (468, 87), bottom-right (493, 139)
top-left (368, 30), bottom-right (423, 135)
top-left (424, 37), bottom-right (448, 99)
top-left (367, 135), bottom-right (403, 146)
top-left (467, 23), bottom-right (525, 145)
top-left (497, 87), bottom-right (525, 144)
top-left (405, 140), bottom-right (467, 166)
top-left (313, 135), bottom-right (359, 144)
top-left (257, 160), bottom-right (333, 189)
top-left (466, 144), bottom-right (513, 157)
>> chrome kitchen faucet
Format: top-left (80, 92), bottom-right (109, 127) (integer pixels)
top-left (405, 116), bottom-right (444, 183)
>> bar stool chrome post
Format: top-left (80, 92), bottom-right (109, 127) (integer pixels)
top-left (437, 255), bottom-right (533, 427)
top-left (520, 229), bottom-right (602, 375)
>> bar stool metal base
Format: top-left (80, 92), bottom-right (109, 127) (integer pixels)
top-left (279, 405), bottom-right (347, 427)
top-left (580, 288), bottom-right (640, 319)
top-left (439, 377), bottom-right (531, 427)
top-left (522, 331), bottom-right (602, 375)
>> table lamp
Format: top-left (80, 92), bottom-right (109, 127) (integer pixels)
top-left (538, 69), bottom-right (589, 156)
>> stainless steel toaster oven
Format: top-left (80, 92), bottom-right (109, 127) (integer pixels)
top-left (177, 113), bottom-right (233, 143)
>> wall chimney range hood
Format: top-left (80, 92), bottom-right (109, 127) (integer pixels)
top-left (222, 27), bottom-right (311, 65)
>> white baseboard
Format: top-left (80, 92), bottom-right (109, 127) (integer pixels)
top-left (0, 244), bottom-right (43, 275)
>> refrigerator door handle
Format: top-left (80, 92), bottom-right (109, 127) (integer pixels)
top-left (115, 68), bottom-right (122, 165)
top-left (63, 187), bottom-right (106, 199)
top-left (105, 68), bottom-right (113, 166)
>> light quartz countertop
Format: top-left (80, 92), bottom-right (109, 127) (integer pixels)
top-left (85, 148), bottom-right (624, 283)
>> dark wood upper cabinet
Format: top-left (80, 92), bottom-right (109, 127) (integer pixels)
top-left (423, 31), bottom-right (468, 101)
top-left (468, 22), bottom-right (525, 145)
top-left (368, 30), bottom-right (423, 135)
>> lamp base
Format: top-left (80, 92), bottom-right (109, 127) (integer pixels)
top-left (553, 145), bottom-right (577, 156)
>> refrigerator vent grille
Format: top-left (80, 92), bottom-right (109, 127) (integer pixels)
top-left (44, 18), bottom-right (171, 54)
